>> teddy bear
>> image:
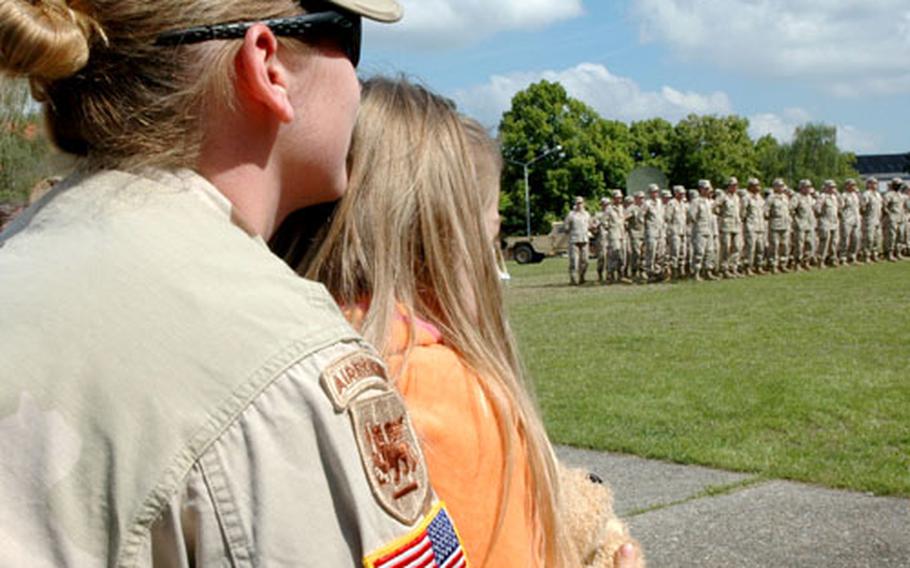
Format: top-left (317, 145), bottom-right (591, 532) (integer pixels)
top-left (560, 465), bottom-right (646, 567)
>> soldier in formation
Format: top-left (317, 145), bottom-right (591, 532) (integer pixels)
top-left (561, 175), bottom-right (909, 286)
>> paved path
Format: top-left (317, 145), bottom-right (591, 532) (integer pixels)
top-left (556, 446), bottom-right (910, 567)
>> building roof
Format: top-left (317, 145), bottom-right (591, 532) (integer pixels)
top-left (854, 153), bottom-right (909, 176)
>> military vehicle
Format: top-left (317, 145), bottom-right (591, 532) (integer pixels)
top-left (502, 221), bottom-right (570, 264)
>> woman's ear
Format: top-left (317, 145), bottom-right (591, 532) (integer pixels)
top-left (234, 24), bottom-right (295, 123)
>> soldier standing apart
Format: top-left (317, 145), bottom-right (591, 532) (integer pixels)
top-left (741, 178), bottom-right (766, 275)
top-left (860, 177), bottom-right (883, 262)
top-left (791, 179), bottom-right (818, 270)
top-left (642, 184), bottom-right (666, 282)
top-left (882, 178), bottom-right (904, 261)
top-left (625, 192), bottom-right (646, 282)
top-left (564, 196), bottom-right (591, 284)
top-left (815, 180), bottom-right (841, 267)
top-left (765, 178), bottom-right (792, 273)
top-left (666, 186), bottom-right (689, 280)
top-left (690, 180), bottom-right (718, 280)
top-left (839, 179), bottom-right (862, 264)
top-left (593, 197), bottom-right (610, 283)
top-left (715, 177), bottom-right (743, 278)
top-left (604, 190), bottom-right (631, 284)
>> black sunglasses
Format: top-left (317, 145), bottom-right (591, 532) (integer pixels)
top-left (154, 10), bottom-right (362, 67)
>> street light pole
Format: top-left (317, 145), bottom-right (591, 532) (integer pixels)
top-left (507, 144), bottom-right (563, 238)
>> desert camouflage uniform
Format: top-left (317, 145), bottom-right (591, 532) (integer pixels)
top-left (791, 190), bottom-right (817, 269)
top-left (815, 187), bottom-right (840, 266)
top-left (882, 184), bottom-right (903, 261)
top-left (625, 199), bottom-right (645, 280)
top-left (665, 192), bottom-right (688, 278)
top-left (689, 192), bottom-right (717, 280)
top-left (860, 185), bottom-right (883, 261)
top-left (741, 189), bottom-right (766, 274)
top-left (765, 190), bottom-right (791, 272)
top-left (603, 200), bottom-right (628, 283)
top-left (839, 187), bottom-right (862, 263)
top-left (565, 206), bottom-right (592, 284)
top-left (642, 191), bottom-right (665, 279)
top-left (715, 191), bottom-right (742, 276)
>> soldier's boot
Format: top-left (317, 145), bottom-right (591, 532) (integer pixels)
top-left (871, 252), bottom-right (879, 263)
top-left (742, 267), bottom-right (754, 276)
top-left (780, 262), bottom-right (789, 273)
top-left (597, 270), bottom-right (604, 284)
top-left (770, 265), bottom-right (778, 275)
top-left (704, 269), bottom-right (718, 281)
top-left (693, 270), bottom-right (703, 282)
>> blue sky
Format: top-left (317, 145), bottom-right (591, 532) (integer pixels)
top-left (359, 0), bottom-right (910, 154)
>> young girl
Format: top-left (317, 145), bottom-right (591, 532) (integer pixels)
top-left (285, 76), bottom-right (642, 567)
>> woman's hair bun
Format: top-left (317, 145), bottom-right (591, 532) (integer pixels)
top-left (0, 0), bottom-right (105, 80)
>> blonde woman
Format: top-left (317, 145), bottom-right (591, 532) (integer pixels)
top-left (0, 2), bottom-right (476, 567)
top-left (285, 76), bottom-right (642, 567)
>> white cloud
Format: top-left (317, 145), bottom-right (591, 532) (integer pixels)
top-left (629, 0), bottom-right (910, 95)
top-left (748, 108), bottom-right (880, 153)
top-left (366, 0), bottom-right (584, 49)
top-left (748, 108), bottom-right (812, 143)
top-left (453, 62), bottom-right (732, 128)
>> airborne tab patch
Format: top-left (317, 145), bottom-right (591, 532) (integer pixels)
top-left (321, 350), bottom-right (389, 412)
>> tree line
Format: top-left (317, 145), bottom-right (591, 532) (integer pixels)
top-left (498, 80), bottom-right (860, 235)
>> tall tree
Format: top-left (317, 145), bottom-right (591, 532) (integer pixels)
top-left (784, 123), bottom-right (858, 184)
top-left (754, 134), bottom-right (788, 185)
top-left (499, 80), bottom-right (633, 234)
top-left (670, 114), bottom-right (758, 189)
top-left (630, 117), bottom-right (674, 174)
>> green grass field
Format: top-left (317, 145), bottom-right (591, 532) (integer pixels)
top-left (504, 258), bottom-right (910, 497)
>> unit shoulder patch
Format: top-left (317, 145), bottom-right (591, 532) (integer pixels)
top-left (321, 350), bottom-right (389, 412)
top-left (351, 390), bottom-right (430, 525)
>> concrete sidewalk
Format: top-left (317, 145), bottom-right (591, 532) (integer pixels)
top-left (556, 446), bottom-right (910, 567)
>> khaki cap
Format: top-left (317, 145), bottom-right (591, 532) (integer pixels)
top-left (648, 183), bottom-right (660, 193)
top-left (574, 196), bottom-right (585, 204)
top-left (772, 178), bottom-right (785, 187)
top-left (328, 0), bottom-right (403, 22)
top-left (600, 196), bottom-right (610, 204)
top-left (747, 177), bottom-right (760, 187)
top-left (612, 190), bottom-right (623, 198)
top-left (634, 191), bottom-right (645, 198)
top-left (727, 176), bottom-right (739, 186)
top-left (697, 179), bottom-right (712, 190)
top-left (673, 185), bottom-right (685, 194)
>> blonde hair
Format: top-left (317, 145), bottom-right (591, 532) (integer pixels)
top-left (0, 0), bottom-right (307, 169)
top-left (295, 76), bottom-right (574, 567)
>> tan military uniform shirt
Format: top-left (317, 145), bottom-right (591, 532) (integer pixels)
top-left (0, 169), bottom-right (458, 567)
top-left (564, 209), bottom-right (592, 244)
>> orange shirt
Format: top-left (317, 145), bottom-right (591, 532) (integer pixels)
top-left (346, 306), bottom-right (542, 567)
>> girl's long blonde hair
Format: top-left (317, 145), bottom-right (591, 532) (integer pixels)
top-left (0, 0), bottom-right (307, 169)
top-left (295, 76), bottom-right (573, 567)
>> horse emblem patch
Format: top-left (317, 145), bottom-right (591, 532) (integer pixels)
top-left (350, 390), bottom-right (430, 525)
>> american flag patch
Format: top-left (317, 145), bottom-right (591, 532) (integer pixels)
top-left (364, 503), bottom-right (467, 568)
